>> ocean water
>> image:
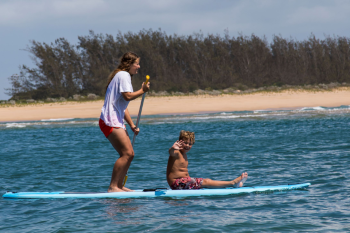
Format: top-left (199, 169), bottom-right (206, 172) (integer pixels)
top-left (1, 106), bottom-right (350, 232)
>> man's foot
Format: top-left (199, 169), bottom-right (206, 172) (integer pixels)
top-left (233, 172), bottom-right (248, 188)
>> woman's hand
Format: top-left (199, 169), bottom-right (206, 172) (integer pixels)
top-left (142, 81), bottom-right (150, 93)
top-left (131, 125), bottom-right (140, 135)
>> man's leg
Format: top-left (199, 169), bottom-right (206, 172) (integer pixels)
top-left (201, 172), bottom-right (248, 188)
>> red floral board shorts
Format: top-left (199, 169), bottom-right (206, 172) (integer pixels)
top-left (99, 119), bottom-right (121, 138)
top-left (170, 177), bottom-right (204, 190)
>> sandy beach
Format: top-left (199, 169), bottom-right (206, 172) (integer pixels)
top-left (1, 89), bottom-right (349, 122)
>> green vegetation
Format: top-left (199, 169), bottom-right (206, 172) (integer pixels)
top-left (5, 29), bottom-right (350, 101)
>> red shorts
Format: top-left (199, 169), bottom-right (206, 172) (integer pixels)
top-left (99, 119), bottom-right (121, 138)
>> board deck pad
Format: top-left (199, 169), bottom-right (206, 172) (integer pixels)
top-left (3, 183), bottom-right (310, 199)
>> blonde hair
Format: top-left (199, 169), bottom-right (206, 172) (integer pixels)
top-left (105, 52), bottom-right (140, 91)
top-left (179, 130), bottom-right (195, 144)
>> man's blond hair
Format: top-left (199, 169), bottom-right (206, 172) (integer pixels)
top-left (179, 130), bottom-right (195, 144)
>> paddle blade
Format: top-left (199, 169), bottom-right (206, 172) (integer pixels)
top-left (123, 175), bottom-right (128, 187)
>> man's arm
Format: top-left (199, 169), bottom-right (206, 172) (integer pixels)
top-left (169, 140), bottom-right (183, 157)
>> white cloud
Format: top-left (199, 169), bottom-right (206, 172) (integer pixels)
top-left (287, 0), bottom-right (350, 25)
top-left (0, 0), bottom-right (108, 26)
top-left (51, 0), bottom-right (107, 16)
top-left (138, 0), bottom-right (182, 11)
top-left (0, 0), bottom-right (188, 27)
top-left (288, 6), bottom-right (332, 24)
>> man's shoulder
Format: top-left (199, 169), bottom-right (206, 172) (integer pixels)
top-left (169, 148), bottom-right (182, 157)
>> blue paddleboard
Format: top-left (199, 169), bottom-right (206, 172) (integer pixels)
top-left (3, 183), bottom-right (310, 199)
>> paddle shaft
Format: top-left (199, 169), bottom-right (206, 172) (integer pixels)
top-left (124, 76), bottom-right (149, 186)
top-left (132, 92), bottom-right (146, 146)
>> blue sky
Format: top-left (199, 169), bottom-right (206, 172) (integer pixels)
top-left (1, 0), bottom-right (350, 100)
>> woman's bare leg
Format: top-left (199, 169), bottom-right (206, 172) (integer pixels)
top-left (201, 172), bottom-right (248, 188)
top-left (107, 128), bottom-right (134, 192)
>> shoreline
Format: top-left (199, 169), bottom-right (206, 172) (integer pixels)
top-left (1, 89), bottom-right (349, 122)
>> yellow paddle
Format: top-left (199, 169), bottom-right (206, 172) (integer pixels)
top-left (123, 75), bottom-right (150, 187)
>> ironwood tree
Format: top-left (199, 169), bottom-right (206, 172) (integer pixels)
top-left (6, 29), bottom-right (350, 99)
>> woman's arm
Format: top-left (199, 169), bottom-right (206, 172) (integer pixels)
top-left (124, 108), bottom-right (139, 135)
top-left (122, 82), bottom-right (150, 101)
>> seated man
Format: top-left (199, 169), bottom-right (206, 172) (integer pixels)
top-left (167, 130), bottom-right (248, 190)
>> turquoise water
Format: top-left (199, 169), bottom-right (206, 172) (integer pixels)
top-left (1, 106), bottom-right (350, 232)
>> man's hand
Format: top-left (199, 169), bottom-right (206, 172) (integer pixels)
top-left (171, 140), bottom-right (183, 150)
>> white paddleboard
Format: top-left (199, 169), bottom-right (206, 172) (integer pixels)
top-left (3, 183), bottom-right (310, 199)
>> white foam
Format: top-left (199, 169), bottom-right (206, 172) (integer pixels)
top-left (2, 119), bottom-right (98, 128)
top-left (254, 110), bottom-right (269, 113)
top-left (299, 106), bottom-right (325, 111)
top-left (40, 118), bottom-right (74, 122)
top-left (6, 123), bottom-right (28, 128)
top-left (312, 106), bottom-right (325, 110)
top-left (156, 113), bottom-right (289, 122)
top-left (148, 122), bottom-right (166, 125)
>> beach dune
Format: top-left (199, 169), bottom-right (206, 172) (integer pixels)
top-left (1, 90), bottom-right (349, 122)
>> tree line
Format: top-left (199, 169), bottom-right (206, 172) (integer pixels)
top-left (6, 29), bottom-right (350, 100)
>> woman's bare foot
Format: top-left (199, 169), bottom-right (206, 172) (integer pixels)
top-left (122, 187), bottom-right (134, 192)
top-left (107, 187), bottom-right (126, 192)
top-left (233, 172), bottom-right (248, 188)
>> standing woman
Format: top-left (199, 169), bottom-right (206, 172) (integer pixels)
top-left (99, 52), bottom-right (150, 192)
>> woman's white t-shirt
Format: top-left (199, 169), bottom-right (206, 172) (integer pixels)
top-left (100, 71), bottom-right (133, 129)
